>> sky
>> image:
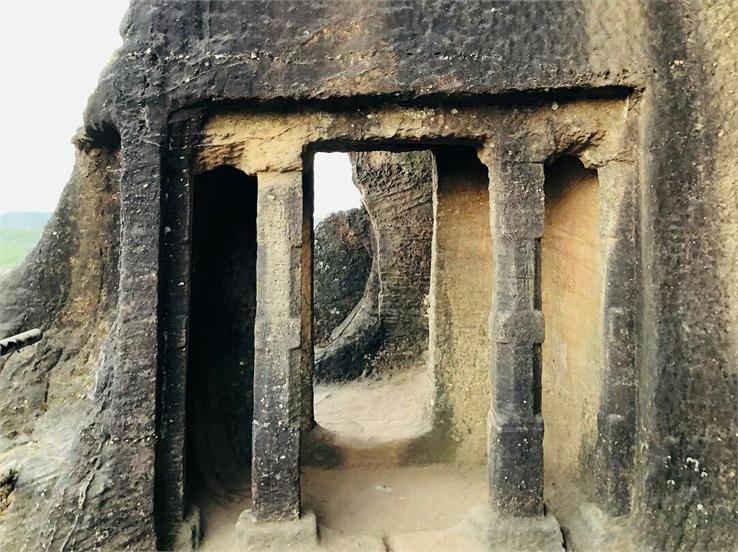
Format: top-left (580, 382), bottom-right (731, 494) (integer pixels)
top-left (313, 152), bottom-right (362, 222)
top-left (0, 0), bottom-right (360, 216)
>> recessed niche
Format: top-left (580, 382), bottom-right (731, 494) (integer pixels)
top-left (541, 155), bottom-right (603, 513)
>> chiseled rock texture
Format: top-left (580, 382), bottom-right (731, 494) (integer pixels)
top-left (351, 151), bottom-right (433, 360)
top-left (314, 151), bottom-right (433, 381)
top-left (0, 1), bottom-right (735, 551)
top-left (313, 208), bottom-right (372, 348)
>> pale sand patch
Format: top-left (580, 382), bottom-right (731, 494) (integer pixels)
top-left (313, 363), bottom-right (433, 448)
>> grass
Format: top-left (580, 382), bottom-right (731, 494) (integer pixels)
top-left (0, 227), bottom-right (44, 270)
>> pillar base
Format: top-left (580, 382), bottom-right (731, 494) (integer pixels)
top-left (487, 510), bottom-right (563, 551)
top-left (234, 509), bottom-right (319, 551)
top-left (488, 418), bottom-right (545, 516)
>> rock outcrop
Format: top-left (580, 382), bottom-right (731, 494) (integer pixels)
top-left (0, 1), bottom-right (734, 550)
top-left (314, 151), bottom-right (433, 381)
top-left (313, 208), bottom-right (372, 348)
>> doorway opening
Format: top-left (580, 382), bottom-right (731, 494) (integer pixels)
top-left (186, 165), bottom-right (257, 543)
top-left (303, 146), bottom-right (491, 550)
top-left (541, 155), bottom-right (603, 517)
top-left (310, 149), bottom-right (435, 454)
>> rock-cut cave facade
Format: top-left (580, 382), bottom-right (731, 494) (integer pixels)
top-left (0, 1), bottom-right (735, 551)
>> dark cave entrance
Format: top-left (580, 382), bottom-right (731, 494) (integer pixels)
top-left (186, 166), bottom-right (257, 516)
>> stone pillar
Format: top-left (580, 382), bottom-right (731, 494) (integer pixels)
top-left (251, 170), bottom-right (305, 522)
top-left (593, 161), bottom-right (638, 515)
top-left (486, 158), bottom-right (546, 517)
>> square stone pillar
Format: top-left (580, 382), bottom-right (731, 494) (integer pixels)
top-left (486, 159), bottom-right (546, 517)
top-left (252, 170), bottom-right (305, 522)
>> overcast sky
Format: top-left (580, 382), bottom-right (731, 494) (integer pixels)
top-left (0, 0), bottom-right (360, 216)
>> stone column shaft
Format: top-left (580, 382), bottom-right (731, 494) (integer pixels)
top-left (593, 161), bottom-right (638, 514)
top-left (487, 160), bottom-right (546, 517)
top-left (252, 171), bottom-right (304, 522)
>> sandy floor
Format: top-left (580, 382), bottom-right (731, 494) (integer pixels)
top-left (199, 463), bottom-right (489, 552)
top-left (313, 364), bottom-right (433, 447)
top-left (194, 365), bottom-right (632, 551)
top-left (197, 491), bottom-right (252, 552)
top-left (198, 368), bottom-right (491, 551)
top-left (303, 464), bottom-right (489, 551)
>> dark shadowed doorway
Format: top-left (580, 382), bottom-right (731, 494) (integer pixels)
top-left (186, 165), bottom-right (258, 529)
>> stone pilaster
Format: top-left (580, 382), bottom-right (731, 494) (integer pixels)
top-left (157, 111), bottom-right (204, 546)
top-left (251, 170), bottom-right (305, 522)
top-left (486, 157), bottom-right (547, 517)
top-left (593, 160), bottom-right (638, 515)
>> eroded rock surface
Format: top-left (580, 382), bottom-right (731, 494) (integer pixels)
top-left (313, 208), bottom-right (372, 347)
top-left (352, 151), bottom-right (434, 360)
top-left (314, 151), bottom-right (433, 381)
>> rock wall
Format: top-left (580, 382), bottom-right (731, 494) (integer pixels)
top-left (0, 136), bottom-right (121, 550)
top-left (426, 147), bottom-right (493, 465)
top-left (352, 151), bottom-right (434, 353)
top-left (313, 208), bottom-right (372, 347)
top-left (541, 156), bottom-right (603, 507)
top-left (314, 151), bottom-right (433, 381)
